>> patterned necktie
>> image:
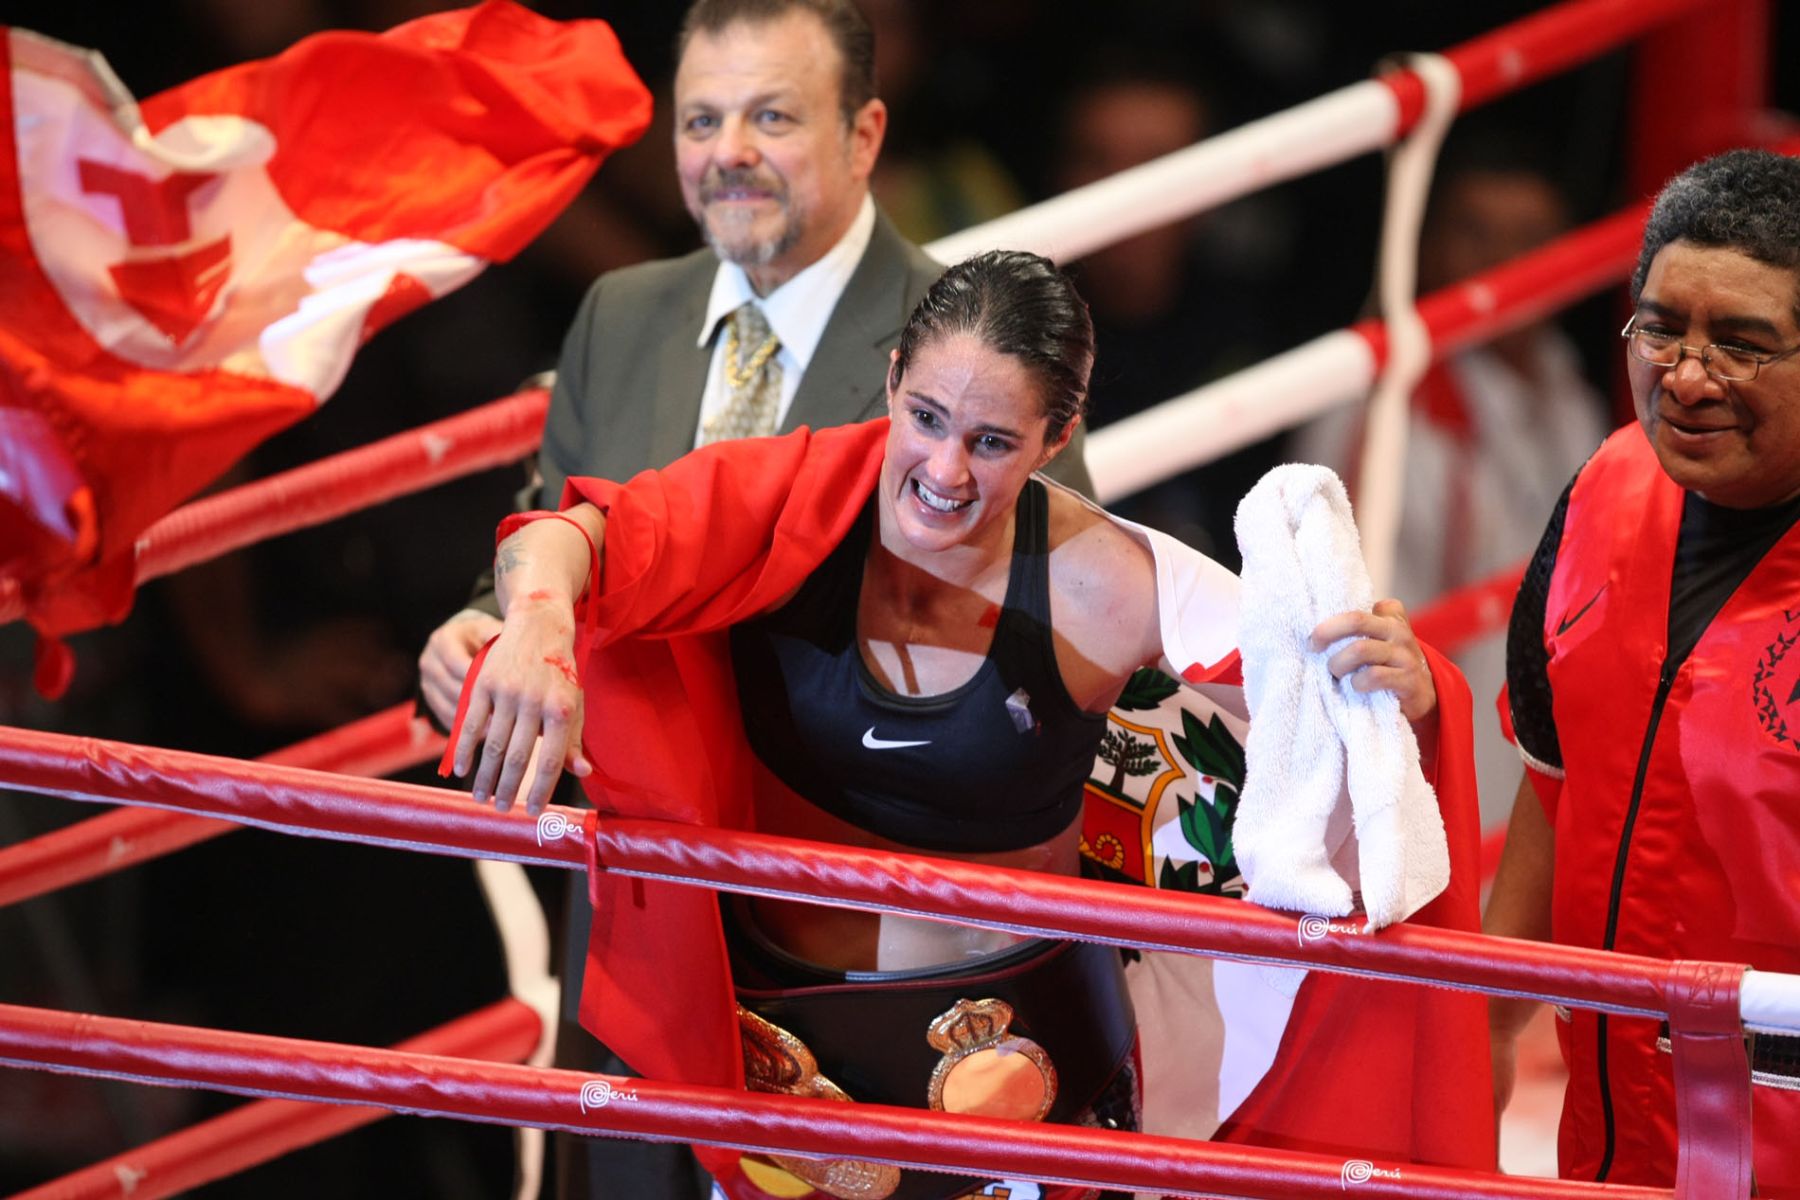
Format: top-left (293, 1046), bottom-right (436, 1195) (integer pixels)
top-left (702, 302), bottom-right (783, 444)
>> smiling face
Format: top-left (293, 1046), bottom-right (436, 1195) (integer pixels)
top-left (673, 11), bottom-right (885, 294)
top-left (1630, 240), bottom-right (1800, 509)
top-left (880, 333), bottom-right (1071, 557)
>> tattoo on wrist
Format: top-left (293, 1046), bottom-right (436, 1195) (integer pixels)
top-left (496, 542), bottom-right (523, 579)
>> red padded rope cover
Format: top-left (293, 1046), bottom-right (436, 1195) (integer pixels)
top-left (131, 388), bottom-right (549, 588)
top-left (0, 559), bottom-right (1514, 915)
top-left (0, 703), bottom-right (443, 908)
top-left (1408, 563), bottom-right (1527, 658)
top-left (0, 724), bottom-right (1761, 1186)
top-left (0, 724), bottom-right (1728, 1020)
top-left (0, 1001), bottom-right (1671, 1200)
top-left (583, 816), bottom-right (1682, 1019)
top-left (1378, 0), bottom-right (1712, 132)
top-left (1353, 207), bottom-right (1647, 374)
top-left (13, 998), bottom-right (538, 1200)
top-left (0, 725), bottom-right (582, 869)
top-left (1350, 132), bottom-right (1800, 379)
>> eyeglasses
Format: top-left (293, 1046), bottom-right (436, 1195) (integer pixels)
top-left (1620, 315), bottom-right (1800, 382)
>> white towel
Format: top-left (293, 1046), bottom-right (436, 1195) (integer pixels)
top-left (1231, 464), bottom-right (1450, 930)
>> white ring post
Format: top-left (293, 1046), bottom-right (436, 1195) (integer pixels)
top-left (1354, 53), bottom-right (1462, 598)
top-left (1742, 970), bottom-right (1800, 1037)
top-left (475, 856), bottom-right (560, 1200)
top-left (923, 80), bottom-right (1402, 266)
top-left (1088, 330), bottom-right (1378, 504)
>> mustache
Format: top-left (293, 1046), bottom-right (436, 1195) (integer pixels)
top-left (700, 167), bottom-right (784, 202)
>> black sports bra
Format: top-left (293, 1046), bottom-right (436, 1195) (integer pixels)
top-left (729, 479), bottom-right (1107, 853)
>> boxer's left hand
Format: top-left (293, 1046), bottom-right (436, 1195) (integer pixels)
top-left (1311, 598), bottom-right (1435, 722)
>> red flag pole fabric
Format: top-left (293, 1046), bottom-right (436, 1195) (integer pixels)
top-left (0, 2), bottom-right (651, 691)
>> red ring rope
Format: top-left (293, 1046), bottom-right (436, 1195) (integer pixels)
top-left (0, 544), bottom-right (1516, 917)
top-left (133, 387), bottom-right (548, 587)
top-left (0, 724), bottom-right (1739, 1023)
top-left (10, 999), bottom-right (539, 1200)
top-left (0, 703), bottom-right (442, 909)
top-left (0, 718), bottom-right (1758, 1195)
top-left (0, 1000), bottom-right (1670, 1200)
top-left (1379, 0), bottom-right (1711, 132)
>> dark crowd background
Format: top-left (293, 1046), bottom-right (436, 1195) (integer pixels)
top-left (1, 0), bottom-right (1795, 1194)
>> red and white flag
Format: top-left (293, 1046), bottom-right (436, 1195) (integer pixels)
top-left (0, 0), bottom-right (651, 692)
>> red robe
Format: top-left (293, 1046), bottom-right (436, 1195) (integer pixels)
top-left (549, 418), bottom-right (1492, 1175)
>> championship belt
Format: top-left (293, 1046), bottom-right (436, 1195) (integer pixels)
top-left (726, 920), bottom-right (1136, 1200)
top-left (926, 998), bottom-right (1058, 1121)
top-left (738, 1005), bottom-right (903, 1199)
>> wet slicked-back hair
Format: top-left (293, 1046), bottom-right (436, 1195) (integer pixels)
top-left (1633, 149), bottom-right (1800, 314)
top-left (677, 0), bottom-right (876, 125)
top-left (893, 250), bottom-right (1094, 442)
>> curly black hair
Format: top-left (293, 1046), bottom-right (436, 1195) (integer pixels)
top-left (1633, 149), bottom-right (1800, 315)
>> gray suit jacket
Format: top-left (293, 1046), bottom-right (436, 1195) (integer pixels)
top-left (535, 208), bottom-right (1093, 505)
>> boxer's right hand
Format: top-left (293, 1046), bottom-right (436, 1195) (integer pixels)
top-left (419, 609), bottom-right (503, 729)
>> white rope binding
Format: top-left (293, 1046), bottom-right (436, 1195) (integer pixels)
top-left (1354, 52), bottom-right (1462, 597)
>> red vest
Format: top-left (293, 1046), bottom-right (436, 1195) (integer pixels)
top-left (1543, 427), bottom-right (1800, 1190)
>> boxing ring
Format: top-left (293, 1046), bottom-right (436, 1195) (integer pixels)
top-left (5, 0), bottom-right (1800, 1195)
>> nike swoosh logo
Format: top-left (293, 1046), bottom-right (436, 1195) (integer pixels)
top-left (862, 727), bottom-right (930, 750)
top-left (1555, 583), bottom-right (1608, 637)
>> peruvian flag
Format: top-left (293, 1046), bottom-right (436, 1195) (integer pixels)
top-left (0, 1), bottom-right (651, 692)
top-left (1110, 645), bottom-right (1496, 1172)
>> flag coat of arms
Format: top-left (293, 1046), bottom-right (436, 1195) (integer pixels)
top-left (0, 1), bottom-right (651, 683)
top-left (1088, 661), bottom-right (1493, 1170)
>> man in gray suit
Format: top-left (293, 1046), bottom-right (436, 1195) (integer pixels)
top-left (420, 0), bottom-right (1089, 723)
top-left (419, 1), bottom-right (1089, 1194)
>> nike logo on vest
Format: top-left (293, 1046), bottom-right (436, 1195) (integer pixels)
top-left (862, 727), bottom-right (930, 750)
top-left (1556, 583), bottom-right (1609, 637)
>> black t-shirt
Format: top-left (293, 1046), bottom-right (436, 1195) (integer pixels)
top-left (1506, 472), bottom-right (1800, 771)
